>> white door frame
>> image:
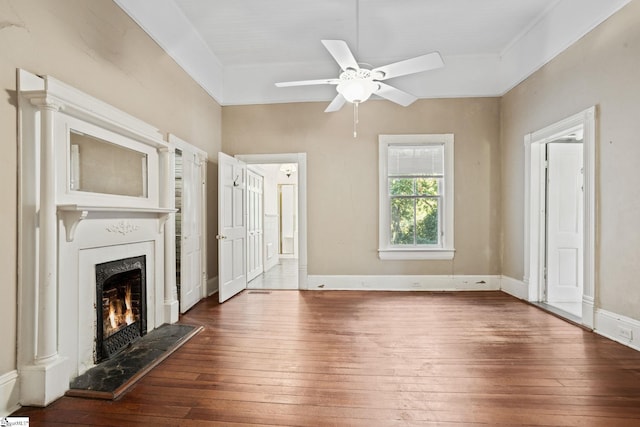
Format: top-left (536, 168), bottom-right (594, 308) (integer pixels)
top-left (236, 153), bottom-right (308, 290)
top-left (523, 106), bottom-right (596, 328)
top-left (169, 134), bottom-right (208, 311)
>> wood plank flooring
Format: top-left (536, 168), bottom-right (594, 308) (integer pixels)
top-left (14, 291), bottom-right (640, 426)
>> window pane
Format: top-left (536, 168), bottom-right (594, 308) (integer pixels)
top-left (390, 198), bottom-right (415, 245)
top-left (388, 144), bottom-right (444, 176)
top-left (416, 178), bottom-right (439, 195)
top-left (416, 198), bottom-right (439, 245)
top-left (389, 178), bottom-right (414, 196)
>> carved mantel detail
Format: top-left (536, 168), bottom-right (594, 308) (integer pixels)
top-left (106, 221), bottom-right (140, 235)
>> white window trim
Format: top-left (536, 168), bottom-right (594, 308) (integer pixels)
top-left (378, 134), bottom-right (455, 260)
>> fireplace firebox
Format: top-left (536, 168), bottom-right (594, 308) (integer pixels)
top-left (95, 255), bottom-right (147, 362)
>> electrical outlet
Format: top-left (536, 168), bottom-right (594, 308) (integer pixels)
top-left (618, 327), bottom-right (633, 341)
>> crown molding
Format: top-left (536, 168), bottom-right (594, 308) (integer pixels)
top-left (115, 0), bottom-right (631, 105)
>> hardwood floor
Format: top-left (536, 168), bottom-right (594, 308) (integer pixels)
top-left (15, 291), bottom-right (640, 426)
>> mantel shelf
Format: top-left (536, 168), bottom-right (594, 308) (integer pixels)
top-left (57, 205), bottom-right (177, 242)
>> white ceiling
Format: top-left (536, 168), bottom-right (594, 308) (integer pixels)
top-left (115, 0), bottom-right (630, 106)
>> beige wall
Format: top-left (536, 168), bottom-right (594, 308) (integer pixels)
top-left (3, 0), bottom-right (638, 410)
top-left (0, 0), bottom-right (221, 380)
top-left (500, 1), bottom-right (640, 319)
top-left (223, 97), bottom-right (501, 276)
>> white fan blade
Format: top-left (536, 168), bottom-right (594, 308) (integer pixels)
top-left (276, 78), bottom-right (339, 87)
top-left (321, 40), bottom-right (359, 71)
top-left (324, 93), bottom-right (346, 112)
top-left (374, 82), bottom-right (417, 107)
top-left (372, 52), bottom-right (444, 80)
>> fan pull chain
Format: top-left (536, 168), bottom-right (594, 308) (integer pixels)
top-left (353, 101), bottom-right (359, 138)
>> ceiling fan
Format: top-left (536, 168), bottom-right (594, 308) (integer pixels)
top-left (275, 40), bottom-right (444, 113)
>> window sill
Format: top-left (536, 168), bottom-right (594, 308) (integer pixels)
top-left (378, 248), bottom-right (455, 261)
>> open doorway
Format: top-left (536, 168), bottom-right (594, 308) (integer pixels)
top-left (524, 107), bottom-right (596, 327)
top-left (245, 163), bottom-right (299, 289)
top-left (217, 153), bottom-right (307, 302)
top-left (236, 153), bottom-right (307, 292)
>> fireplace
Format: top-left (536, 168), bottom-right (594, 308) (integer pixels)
top-left (16, 70), bottom-right (188, 406)
top-left (95, 256), bottom-right (147, 362)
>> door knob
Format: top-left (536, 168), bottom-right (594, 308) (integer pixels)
top-left (216, 234), bottom-right (227, 240)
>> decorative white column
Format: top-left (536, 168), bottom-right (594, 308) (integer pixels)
top-left (160, 146), bottom-right (179, 323)
top-left (19, 96), bottom-right (69, 406)
top-left (36, 98), bottom-right (60, 363)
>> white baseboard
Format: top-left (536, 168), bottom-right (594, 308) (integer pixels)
top-left (500, 275), bottom-right (528, 300)
top-left (207, 276), bottom-right (218, 297)
top-left (582, 296), bottom-right (595, 329)
top-left (595, 309), bottom-right (640, 352)
top-left (306, 275), bottom-right (500, 291)
top-left (164, 299), bottom-right (179, 324)
top-left (0, 370), bottom-right (19, 417)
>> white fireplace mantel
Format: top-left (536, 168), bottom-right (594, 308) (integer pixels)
top-left (17, 69), bottom-right (179, 407)
top-left (58, 205), bottom-right (176, 242)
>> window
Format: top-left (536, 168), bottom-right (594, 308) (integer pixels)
top-left (379, 134), bottom-right (454, 260)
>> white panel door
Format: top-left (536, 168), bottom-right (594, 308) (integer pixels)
top-left (180, 150), bottom-right (204, 313)
top-left (546, 142), bottom-right (583, 303)
top-left (218, 152), bottom-right (247, 302)
top-left (247, 169), bottom-right (264, 282)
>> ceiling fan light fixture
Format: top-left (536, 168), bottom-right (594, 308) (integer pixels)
top-left (279, 163), bottom-right (297, 177)
top-left (275, 39), bottom-right (444, 117)
top-left (337, 79), bottom-right (377, 104)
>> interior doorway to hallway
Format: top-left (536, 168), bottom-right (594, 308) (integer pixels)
top-left (236, 153), bottom-right (307, 291)
top-left (246, 163), bottom-right (299, 290)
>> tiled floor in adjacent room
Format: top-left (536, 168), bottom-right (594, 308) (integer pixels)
top-left (247, 258), bottom-right (298, 289)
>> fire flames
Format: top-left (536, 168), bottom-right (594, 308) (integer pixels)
top-left (106, 284), bottom-right (135, 335)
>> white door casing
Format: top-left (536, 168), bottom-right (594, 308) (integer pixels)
top-left (169, 134), bottom-right (207, 314)
top-left (247, 169), bottom-right (264, 282)
top-left (218, 152), bottom-right (248, 302)
top-left (179, 149), bottom-right (205, 312)
top-left (524, 106), bottom-right (596, 328)
top-left (546, 143), bottom-right (584, 303)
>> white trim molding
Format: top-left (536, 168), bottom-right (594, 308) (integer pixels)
top-left (500, 276), bottom-right (529, 300)
top-left (523, 106), bottom-right (596, 328)
top-left (595, 309), bottom-right (640, 352)
top-left (207, 276), bottom-right (219, 297)
top-left (0, 370), bottom-right (19, 417)
top-left (498, 0), bottom-right (632, 95)
top-left (114, 0), bottom-right (224, 104)
top-left (307, 275), bottom-right (500, 291)
top-left (378, 134), bottom-right (455, 260)
top-left (115, 0), bottom-right (630, 105)
top-left (582, 296), bottom-right (595, 330)
top-left (378, 249), bottom-right (455, 261)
